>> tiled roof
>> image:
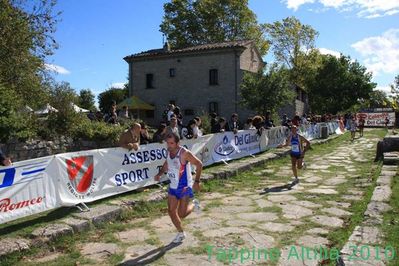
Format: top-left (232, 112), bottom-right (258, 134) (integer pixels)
top-left (124, 40), bottom-right (253, 60)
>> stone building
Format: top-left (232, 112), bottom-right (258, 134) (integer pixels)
top-left (124, 40), bottom-right (308, 126)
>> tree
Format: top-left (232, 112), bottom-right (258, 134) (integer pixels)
top-left (160, 0), bottom-right (269, 55)
top-left (389, 74), bottom-right (399, 111)
top-left (240, 65), bottom-right (295, 115)
top-left (79, 89), bottom-right (96, 110)
top-left (263, 16), bottom-right (319, 87)
top-left (307, 54), bottom-right (376, 114)
top-left (98, 87), bottom-right (128, 114)
top-left (0, 84), bottom-right (36, 142)
top-left (0, 0), bottom-right (60, 106)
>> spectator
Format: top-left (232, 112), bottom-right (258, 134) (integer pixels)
top-left (210, 112), bottom-right (218, 134)
top-left (182, 119), bottom-right (198, 139)
top-left (281, 114), bottom-right (289, 127)
top-left (301, 114), bottom-right (309, 125)
top-left (87, 110), bottom-right (95, 121)
top-left (358, 116), bottom-right (365, 137)
top-left (252, 115), bottom-right (265, 136)
top-left (167, 104), bottom-right (175, 123)
top-left (292, 112), bottom-right (301, 127)
top-left (0, 149), bottom-right (12, 167)
top-left (119, 123), bottom-right (141, 151)
top-left (244, 118), bottom-right (256, 130)
top-left (193, 116), bottom-right (203, 137)
top-left (139, 122), bottom-right (151, 144)
top-left (153, 123), bottom-right (167, 143)
top-left (228, 113), bottom-right (242, 133)
top-left (95, 111), bottom-right (103, 122)
top-left (166, 115), bottom-right (181, 137)
top-left (119, 106), bottom-right (129, 119)
top-left (385, 116), bottom-right (390, 129)
top-left (174, 106), bottom-right (183, 127)
top-left (107, 113), bottom-right (119, 125)
top-left (214, 117), bottom-right (230, 133)
top-left (264, 112), bottom-right (275, 128)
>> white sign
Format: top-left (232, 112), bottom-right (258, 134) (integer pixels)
top-left (0, 123), bottom-right (339, 224)
top-left (357, 112), bottom-right (395, 127)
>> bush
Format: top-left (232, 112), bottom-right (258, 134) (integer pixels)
top-left (70, 117), bottom-right (128, 144)
top-left (0, 86), bottom-right (37, 142)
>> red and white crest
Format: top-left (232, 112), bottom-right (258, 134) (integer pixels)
top-left (66, 156), bottom-right (94, 194)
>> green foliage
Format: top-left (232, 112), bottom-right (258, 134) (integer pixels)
top-left (69, 118), bottom-right (127, 144)
top-left (240, 65), bottom-right (295, 115)
top-left (263, 16), bottom-right (319, 87)
top-left (0, 0), bottom-right (59, 106)
top-left (0, 84), bottom-right (37, 142)
top-left (307, 54), bottom-right (376, 114)
top-left (79, 89), bottom-right (96, 110)
top-left (98, 87), bottom-right (128, 114)
top-left (160, 0), bottom-right (269, 55)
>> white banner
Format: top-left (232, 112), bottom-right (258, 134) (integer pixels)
top-left (0, 123), bottom-right (339, 224)
top-left (357, 112), bottom-right (395, 127)
top-left (210, 130), bottom-right (262, 163)
top-left (0, 157), bottom-right (60, 224)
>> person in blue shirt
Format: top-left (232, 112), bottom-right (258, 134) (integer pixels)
top-left (281, 125), bottom-right (311, 184)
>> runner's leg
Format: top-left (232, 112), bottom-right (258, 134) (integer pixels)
top-left (297, 157), bottom-right (303, 170)
top-left (178, 196), bottom-right (194, 219)
top-left (291, 156), bottom-right (298, 178)
top-left (168, 195), bottom-right (183, 232)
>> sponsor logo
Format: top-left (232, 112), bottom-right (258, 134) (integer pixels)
top-left (214, 136), bottom-right (235, 156)
top-left (66, 156), bottom-right (96, 199)
top-left (0, 162), bottom-right (46, 189)
top-left (0, 196), bottom-right (43, 212)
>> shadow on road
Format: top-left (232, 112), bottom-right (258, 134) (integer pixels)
top-left (259, 181), bottom-right (296, 195)
top-left (119, 242), bottom-right (181, 265)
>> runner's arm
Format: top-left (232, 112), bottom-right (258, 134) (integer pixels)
top-left (280, 134), bottom-right (291, 148)
top-left (154, 161), bottom-right (168, 181)
top-left (184, 151), bottom-right (203, 182)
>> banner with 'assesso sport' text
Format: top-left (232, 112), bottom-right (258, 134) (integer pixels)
top-left (0, 123), bottom-right (338, 224)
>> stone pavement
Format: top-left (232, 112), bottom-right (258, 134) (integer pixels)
top-left (115, 131), bottom-right (388, 266)
top-left (1, 130), bottom-right (395, 266)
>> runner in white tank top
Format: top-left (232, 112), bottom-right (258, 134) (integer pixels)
top-left (154, 132), bottom-right (203, 243)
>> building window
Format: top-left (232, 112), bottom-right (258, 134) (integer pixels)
top-left (184, 109), bottom-right (195, 116)
top-left (209, 102), bottom-right (219, 114)
top-left (169, 68), bottom-right (175, 77)
top-left (146, 74), bottom-right (154, 89)
top-left (209, 69), bottom-right (218, 85)
top-left (145, 110), bottom-right (155, 118)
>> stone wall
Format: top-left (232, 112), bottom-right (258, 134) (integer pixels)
top-left (0, 138), bottom-right (116, 162)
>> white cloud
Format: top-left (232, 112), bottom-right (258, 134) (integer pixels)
top-left (282, 0), bottom-right (399, 18)
top-left (111, 82), bottom-right (125, 89)
top-left (45, 63), bottom-right (70, 75)
top-left (319, 47), bottom-right (341, 57)
top-left (374, 85), bottom-right (392, 94)
top-left (351, 28), bottom-right (399, 76)
top-left (284, 0), bottom-right (315, 11)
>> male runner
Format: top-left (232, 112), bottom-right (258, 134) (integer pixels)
top-left (154, 133), bottom-right (202, 243)
top-left (281, 125), bottom-right (311, 184)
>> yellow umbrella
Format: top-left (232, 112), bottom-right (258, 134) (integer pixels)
top-left (117, 96), bottom-right (155, 110)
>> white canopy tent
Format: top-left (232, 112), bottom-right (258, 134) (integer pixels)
top-left (71, 103), bottom-right (89, 113)
top-left (34, 104), bottom-right (58, 115)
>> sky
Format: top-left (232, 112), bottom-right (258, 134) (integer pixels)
top-left (46, 0), bottom-right (399, 100)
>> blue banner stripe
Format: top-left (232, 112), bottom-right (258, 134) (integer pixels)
top-left (21, 168), bottom-right (46, 176)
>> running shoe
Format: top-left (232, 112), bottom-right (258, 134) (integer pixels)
top-left (172, 232), bottom-right (186, 243)
top-left (292, 177), bottom-right (299, 185)
top-left (302, 161), bottom-right (307, 170)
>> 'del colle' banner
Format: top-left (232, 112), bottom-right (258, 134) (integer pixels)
top-left (357, 112), bottom-right (395, 127)
top-left (0, 123), bottom-right (338, 224)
